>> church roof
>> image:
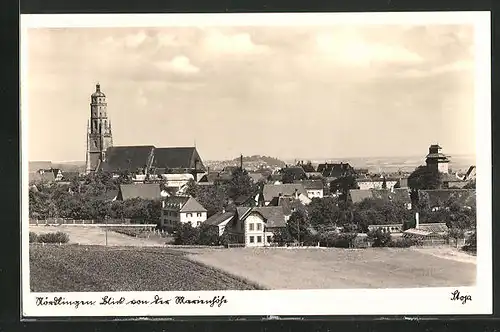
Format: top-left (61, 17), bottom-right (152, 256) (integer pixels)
top-left (118, 183), bottom-right (161, 201)
top-left (101, 145), bottom-right (155, 173)
top-left (152, 147), bottom-right (206, 171)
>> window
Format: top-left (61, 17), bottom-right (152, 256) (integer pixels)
top-left (267, 236), bottom-right (272, 243)
top-left (249, 236), bottom-right (254, 243)
top-left (197, 213), bottom-right (202, 217)
top-left (256, 223), bottom-right (262, 231)
top-left (249, 223), bottom-right (254, 231)
top-left (187, 213), bottom-right (192, 217)
top-left (257, 236), bottom-right (262, 243)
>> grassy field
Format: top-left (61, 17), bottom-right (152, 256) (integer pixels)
top-left (186, 247), bottom-right (476, 289)
top-left (29, 245), bottom-right (260, 292)
top-left (29, 225), bottom-right (168, 247)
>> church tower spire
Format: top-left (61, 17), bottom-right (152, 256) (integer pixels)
top-left (85, 83), bottom-right (113, 173)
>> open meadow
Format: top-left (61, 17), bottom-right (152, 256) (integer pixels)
top-left (185, 247), bottom-right (476, 289)
top-left (29, 245), bottom-right (261, 292)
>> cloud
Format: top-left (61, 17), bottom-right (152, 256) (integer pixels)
top-left (124, 31), bottom-right (148, 48)
top-left (315, 33), bottom-right (423, 66)
top-left (202, 31), bottom-right (269, 55)
top-left (155, 55), bottom-right (200, 74)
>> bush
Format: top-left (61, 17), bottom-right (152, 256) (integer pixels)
top-left (389, 237), bottom-right (417, 248)
top-left (367, 229), bottom-right (392, 247)
top-left (463, 230), bottom-right (477, 253)
top-left (29, 232), bottom-right (38, 243)
top-left (37, 232), bottom-right (70, 244)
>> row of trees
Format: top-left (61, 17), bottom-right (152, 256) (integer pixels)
top-left (29, 172), bottom-right (160, 223)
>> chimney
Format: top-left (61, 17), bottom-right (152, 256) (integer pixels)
top-left (240, 154), bottom-right (243, 169)
top-left (415, 212), bottom-right (420, 229)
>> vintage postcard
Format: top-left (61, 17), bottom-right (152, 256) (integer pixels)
top-left (20, 12), bottom-right (491, 318)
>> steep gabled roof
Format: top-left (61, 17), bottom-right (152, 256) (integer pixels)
top-left (152, 147), bottom-right (206, 171)
top-left (418, 222), bottom-right (448, 233)
top-left (295, 179), bottom-right (324, 190)
top-left (281, 166), bottom-right (306, 179)
top-left (317, 162), bottom-right (355, 178)
top-left (179, 197), bottom-right (207, 213)
top-left (102, 146), bottom-right (155, 172)
top-left (349, 189), bottom-right (374, 204)
top-left (250, 206), bottom-right (287, 228)
top-left (262, 183), bottom-right (308, 201)
top-left (203, 211), bottom-right (235, 226)
top-left (118, 183), bottom-right (161, 200)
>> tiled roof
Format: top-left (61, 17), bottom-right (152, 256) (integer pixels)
top-left (236, 207), bottom-right (252, 220)
top-left (281, 166), bottom-right (306, 178)
top-left (349, 189), bottom-right (374, 204)
top-left (61, 171), bottom-right (80, 180)
top-left (161, 173), bottom-right (195, 181)
top-left (295, 179), bottom-right (324, 190)
top-left (299, 163), bottom-right (316, 172)
top-left (102, 146), bottom-right (155, 172)
top-left (97, 189), bottom-right (119, 202)
top-left (248, 173), bottom-right (265, 183)
top-left (163, 196), bottom-right (190, 209)
top-left (118, 183), bottom-right (161, 200)
top-left (250, 206), bottom-right (287, 228)
top-left (305, 172), bottom-right (323, 179)
top-left (267, 196), bottom-right (294, 215)
top-left (179, 197), bottom-right (207, 213)
top-left (152, 147), bottom-right (206, 171)
top-left (317, 162), bottom-right (355, 177)
top-left (419, 189), bottom-right (476, 207)
top-left (263, 183), bottom-right (308, 202)
top-left (203, 211), bottom-right (235, 226)
top-left (418, 222), bottom-right (448, 233)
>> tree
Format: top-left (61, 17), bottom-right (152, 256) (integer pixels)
top-left (463, 179), bottom-right (476, 189)
top-left (198, 224), bottom-right (221, 245)
top-left (307, 197), bottom-right (341, 228)
top-left (173, 223), bottom-right (201, 245)
top-left (408, 165), bottom-right (442, 191)
top-left (382, 177), bottom-right (387, 189)
top-left (272, 227), bottom-right (293, 246)
top-left (287, 210), bottom-right (310, 243)
top-left (330, 175), bottom-right (358, 202)
top-left (195, 184), bottom-right (230, 218)
top-left (448, 227), bottom-right (466, 248)
top-left (227, 167), bottom-right (256, 200)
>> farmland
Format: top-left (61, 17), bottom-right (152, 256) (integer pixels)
top-left (185, 247), bottom-right (476, 289)
top-left (29, 245), bottom-right (261, 292)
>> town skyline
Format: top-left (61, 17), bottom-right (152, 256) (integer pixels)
top-left (27, 25), bottom-right (476, 162)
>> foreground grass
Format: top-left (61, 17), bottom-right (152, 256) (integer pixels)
top-left (29, 245), bottom-right (261, 292)
top-left (186, 247), bottom-right (477, 289)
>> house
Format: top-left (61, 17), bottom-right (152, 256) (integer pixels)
top-left (161, 173), bottom-right (195, 190)
top-left (203, 211), bottom-right (236, 236)
top-left (161, 196), bottom-right (207, 228)
top-left (223, 206), bottom-right (287, 247)
top-left (100, 146), bottom-right (206, 180)
top-left (61, 171), bottom-right (80, 181)
top-left (296, 161), bottom-right (316, 173)
top-left (441, 173), bottom-right (469, 189)
top-left (261, 183), bottom-right (311, 206)
top-left (367, 224), bottom-right (403, 234)
top-left (248, 172), bottom-right (265, 183)
top-left (349, 189), bottom-right (375, 204)
top-left (266, 195), bottom-right (303, 221)
top-left (403, 223), bottom-right (448, 239)
top-left (317, 162), bottom-right (356, 178)
top-left (294, 180), bottom-right (324, 199)
top-left (356, 177), bottom-right (398, 191)
top-left (280, 166), bottom-right (307, 182)
top-left (96, 189), bottom-right (119, 202)
top-left (116, 183), bottom-right (162, 201)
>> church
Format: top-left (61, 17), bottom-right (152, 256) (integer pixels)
top-left (85, 83), bottom-right (206, 180)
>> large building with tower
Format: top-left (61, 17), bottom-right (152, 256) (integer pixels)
top-left (425, 144), bottom-right (450, 174)
top-left (86, 83), bottom-right (113, 173)
top-left (84, 83), bottom-right (206, 179)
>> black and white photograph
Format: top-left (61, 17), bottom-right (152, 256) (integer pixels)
top-left (21, 12), bottom-right (491, 317)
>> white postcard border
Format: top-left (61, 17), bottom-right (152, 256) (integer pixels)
top-left (20, 11), bottom-right (492, 317)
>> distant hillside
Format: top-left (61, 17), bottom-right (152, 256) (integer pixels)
top-left (51, 161), bottom-right (86, 173)
top-left (205, 155), bottom-right (286, 171)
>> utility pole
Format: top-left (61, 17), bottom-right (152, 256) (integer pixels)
top-left (297, 217), bottom-right (300, 246)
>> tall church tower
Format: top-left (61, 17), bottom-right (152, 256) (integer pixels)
top-left (86, 83), bottom-right (113, 173)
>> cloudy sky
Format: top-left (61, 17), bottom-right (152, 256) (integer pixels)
top-left (26, 24), bottom-right (475, 162)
